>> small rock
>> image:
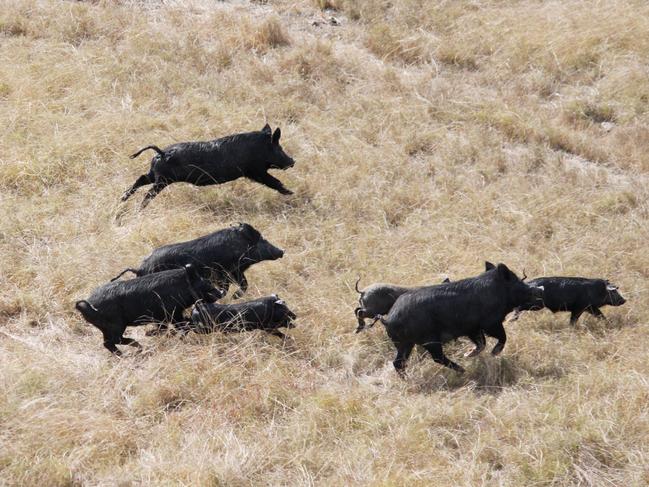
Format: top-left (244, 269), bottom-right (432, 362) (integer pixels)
top-left (601, 121), bottom-right (615, 132)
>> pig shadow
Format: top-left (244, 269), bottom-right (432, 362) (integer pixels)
top-left (195, 189), bottom-right (317, 219)
top-left (113, 184), bottom-right (316, 225)
top-left (404, 345), bottom-right (566, 396)
top-left (529, 312), bottom-right (633, 338)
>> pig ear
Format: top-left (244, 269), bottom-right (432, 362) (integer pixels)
top-left (485, 261), bottom-right (495, 271)
top-left (442, 277), bottom-right (450, 283)
top-left (496, 263), bottom-right (513, 281)
top-left (262, 123), bottom-right (271, 135)
top-left (272, 127), bottom-right (281, 145)
top-left (606, 284), bottom-right (618, 291)
top-left (239, 223), bottom-right (261, 242)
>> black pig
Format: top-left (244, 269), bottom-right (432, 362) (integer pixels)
top-left (378, 263), bottom-right (544, 374)
top-left (121, 124), bottom-right (295, 208)
top-left (189, 295), bottom-right (296, 339)
top-left (75, 264), bottom-right (222, 355)
top-left (111, 223), bottom-right (283, 298)
top-left (510, 277), bottom-right (626, 324)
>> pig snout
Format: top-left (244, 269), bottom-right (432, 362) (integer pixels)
top-left (274, 298), bottom-right (296, 327)
top-left (284, 313), bottom-right (296, 328)
top-left (258, 240), bottom-right (284, 260)
top-left (607, 288), bottom-right (626, 306)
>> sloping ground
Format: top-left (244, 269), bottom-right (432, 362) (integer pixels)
top-left (1, 0), bottom-right (648, 485)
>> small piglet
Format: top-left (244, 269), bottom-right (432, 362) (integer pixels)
top-left (511, 277), bottom-right (626, 324)
top-left (354, 277), bottom-right (450, 333)
top-left (121, 124), bottom-right (295, 208)
top-left (75, 264), bottom-right (223, 355)
top-left (111, 223), bottom-right (284, 298)
top-left (189, 295), bottom-right (296, 339)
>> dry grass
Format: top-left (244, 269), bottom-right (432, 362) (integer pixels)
top-left (2, 0), bottom-right (649, 484)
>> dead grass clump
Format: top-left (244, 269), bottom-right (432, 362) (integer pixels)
top-left (435, 42), bottom-right (479, 70)
top-left (0, 17), bottom-right (29, 37)
top-left (593, 191), bottom-right (638, 216)
top-left (314, 0), bottom-right (343, 10)
top-left (598, 63), bottom-right (649, 121)
top-left (565, 99), bottom-right (617, 125)
top-left (474, 106), bottom-right (533, 143)
top-left (610, 125), bottom-right (649, 171)
top-left (365, 23), bottom-right (434, 65)
top-left (542, 125), bottom-right (610, 164)
top-left (250, 15), bottom-right (291, 51)
top-left (280, 40), bottom-right (339, 83)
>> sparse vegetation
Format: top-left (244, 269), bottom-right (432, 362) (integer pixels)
top-left (1, 0), bottom-right (649, 485)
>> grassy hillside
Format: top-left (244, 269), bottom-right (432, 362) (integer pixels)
top-left (1, 0), bottom-right (649, 484)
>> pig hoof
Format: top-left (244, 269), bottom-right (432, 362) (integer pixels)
top-left (491, 345), bottom-right (504, 356)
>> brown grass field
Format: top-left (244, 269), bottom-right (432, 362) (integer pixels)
top-left (2, 0), bottom-right (649, 484)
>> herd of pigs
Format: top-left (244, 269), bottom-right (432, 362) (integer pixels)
top-left (75, 124), bottom-right (627, 375)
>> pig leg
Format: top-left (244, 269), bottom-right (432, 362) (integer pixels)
top-left (487, 323), bottom-right (507, 355)
top-left (423, 342), bottom-right (465, 373)
top-left (587, 307), bottom-right (606, 319)
top-left (392, 341), bottom-right (414, 377)
top-left (140, 181), bottom-right (168, 209)
top-left (121, 174), bottom-right (151, 202)
top-left (101, 330), bottom-right (122, 356)
top-left (119, 336), bottom-right (142, 349)
top-left (232, 273), bottom-right (248, 299)
top-left (268, 329), bottom-right (288, 340)
top-left (103, 340), bottom-right (121, 355)
top-left (464, 331), bottom-right (486, 357)
top-left (569, 309), bottom-right (584, 325)
top-left (250, 173), bottom-right (293, 195)
top-left (354, 307), bottom-right (366, 332)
